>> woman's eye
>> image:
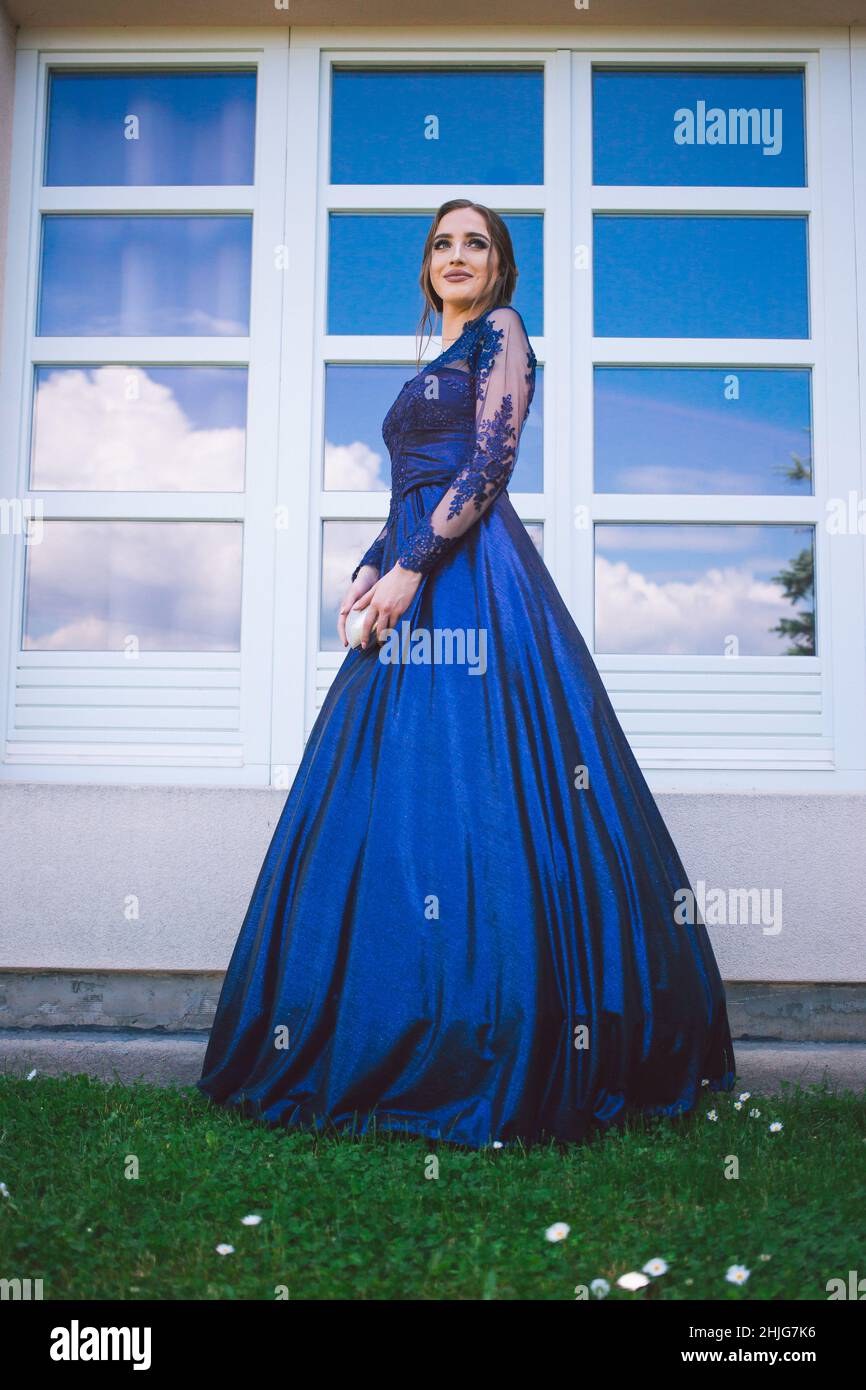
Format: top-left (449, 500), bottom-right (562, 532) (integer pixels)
top-left (433, 238), bottom-right (487, 250)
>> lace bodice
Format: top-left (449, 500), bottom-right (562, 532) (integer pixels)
top-left (351, 305), bottom-right (537, 581)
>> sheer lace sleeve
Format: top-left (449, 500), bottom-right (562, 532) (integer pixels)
top-left (395, 306), bottom-right (536, 577)
top-left (350, 492), bottom-right (396, 583)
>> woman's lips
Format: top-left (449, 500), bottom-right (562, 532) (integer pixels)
top-left (444, 272), bottom-right (472, 281)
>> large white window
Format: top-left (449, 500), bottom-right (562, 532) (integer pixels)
top-left (0, 40), bottom-right (288, 784)
top-left (306, 53), bottom-right (561, 739)
top-left (574, 48), bottom-right (864, 785)
top-left (1, 29), bottom-right (863, 791)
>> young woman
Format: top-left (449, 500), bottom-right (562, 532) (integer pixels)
top-left (197, 199), bottom-right (736, 1148)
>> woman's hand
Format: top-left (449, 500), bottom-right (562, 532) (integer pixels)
top-left (337, 564), bottom-right (380, 647)
top-left (345, 563), bottom-right (423, 649)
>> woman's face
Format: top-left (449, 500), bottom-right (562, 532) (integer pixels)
top-left (429, 208), bottom-right (498, 316)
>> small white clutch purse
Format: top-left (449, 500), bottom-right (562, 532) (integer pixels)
top-left (345, 608), bottom-right (378, 649)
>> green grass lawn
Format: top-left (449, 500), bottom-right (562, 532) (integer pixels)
top-left (0, 1074), bottom-right (863, 1300)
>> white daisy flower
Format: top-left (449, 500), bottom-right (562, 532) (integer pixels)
top-left (706, 1109), bottom-right (718, 1121)
top-left (617, 1270), bottom-right (650, 1291)
top-left (749, 1108), bottom-right (761, 1118)
top-left (590, 1278), bottom-right (610, 1298)
top-left (215, 1243), bottom-right (235, 1256)
top-left (701, 1078), bottom-right (709, 1087)
top-left (769, 1121), bottom-right (783, 1133)
top-left (26, 1069), bottom-right (38, 1080)
top-left (241, 1214), bottom-right (262, 1226)
top-left (643, 1258), bottom-right (669, 1277)
top-left (545, 1222), bottom-right (570, 1243)
top-left (492, 1141), bottom-right (504, 1149)
top-left (726, 1264), bottom-right (750, 1285)
top-left (738, 1092), bottom-right (751, 1102)
top-left (734, 1101), bottom-right (743, 1111)
top-left (0, 1182), bottom-right (9, 1199)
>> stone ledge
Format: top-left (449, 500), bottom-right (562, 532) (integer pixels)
top-left (3, 973), bottom-right (866, 1041)
top-left (1, 1029), bottom-right (865, 1097)
top-left (0, 1028), bottom-right (208, 1087)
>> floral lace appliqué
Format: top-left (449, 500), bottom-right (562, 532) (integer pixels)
top-left (444, 393), bottom-right (517, 522)
top-left (350, 305), bottom-right (537, 583)
top-left (397, 517), bottom-right (454, 574)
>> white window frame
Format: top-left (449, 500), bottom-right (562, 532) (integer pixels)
top-left (293, 25), bottom-right (865, 793)
top-left (302, 45), bottom-right (568, 744)
top-left (1, 24), bottom-right (863, 795)
top-left (852, 28), bottom-right (866, 785)
top-left (577, 47), bottom-right (853, 785)
top-left (0, 31), bottom-right (290, 785)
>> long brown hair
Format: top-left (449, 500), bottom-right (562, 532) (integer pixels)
top-left (415, 200), bottom-right (518, 369)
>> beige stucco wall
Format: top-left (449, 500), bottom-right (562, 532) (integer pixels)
top-left (0, 0), bottom-right (16, 375)
top-left (1, 784), bottom-right (863, 983)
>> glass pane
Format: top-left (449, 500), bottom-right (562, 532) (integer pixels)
top-left (22, 520), bottom-right (242, 651)
top-left (327, 213), bottom-right (543, 336)
top-left (323, 365), bottom-right (402, 490)
top-left (595, 523), bottom-right (815, 656)
top-left (321, 520), bottom-right (373, 650)
top-left (31, 365), bottom-right (247, 490)
top-left (525, 522), bottom-right (543, 556)
top-left (323, 363), bottom-right (543, 493)
top-left (594, 367), bottom-right (812, 495)
top-left (593, 68), bottom-right (805, 187)
top-left (514, 364), bottom-right (543, 492)
top-left (331, 68), bottom-right (543, 184)
top-left (38, 215), bottom-right (252, 336)
top-left (45, 69), bottom-right (256, 186)
top-left (594, 216), bottom-right (808, 338)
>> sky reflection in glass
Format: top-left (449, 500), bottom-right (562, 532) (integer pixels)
top-left (38, 215), bottom-right (252, 336)
top-left (595, 367), bottom-right (812, 495)
top-left (593, 68), bottom-right (805, 186)
top-left (331, 68), bottom-right (543, 184)
top-left (45, 69), bottom-right (256, 185)
top-left (23, 520), bottom-right (243, 651)
top-left (31, 365), bottom-right (248, 491)
top-left (595, 522), bottom-right (815, 656)
top-left (594, 215), bottom-right (808, 338)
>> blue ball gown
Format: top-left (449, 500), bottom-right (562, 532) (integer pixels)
top-left (197, 304), bottom-right (736, 1148)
